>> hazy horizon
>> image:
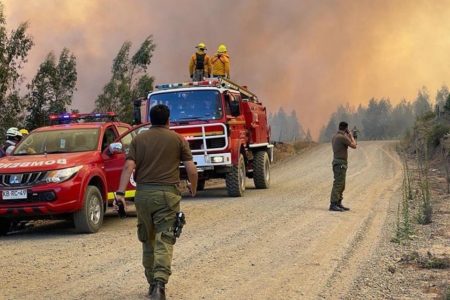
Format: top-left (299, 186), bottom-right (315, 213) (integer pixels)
top-left (4, 0), bottom-right (450, 137)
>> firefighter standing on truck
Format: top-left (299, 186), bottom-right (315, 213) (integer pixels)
top-left (211, 44), bottom-right (230, 79)
top-left (189, 42), bottom-right (211, 81)
top-left (115, 104), bottom-right (198, 300)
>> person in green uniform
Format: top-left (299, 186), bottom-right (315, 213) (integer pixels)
top-left (115, 104), bottom-right (198, 299)
top-left (330, 121), bottom-right (357, 212)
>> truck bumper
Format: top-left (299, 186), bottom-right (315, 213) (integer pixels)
top-left (192, 153), bottom-right (232, 170)
top-left (0, 178), bottom-right (82, 218)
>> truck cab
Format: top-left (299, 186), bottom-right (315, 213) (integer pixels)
top-left (0, 112), bottom-right (133, 235)
top-left (141, 78), bottom-right (273, 196)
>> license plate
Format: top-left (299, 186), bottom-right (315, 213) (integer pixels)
top-left (2, 189), bottom-right (28, 200)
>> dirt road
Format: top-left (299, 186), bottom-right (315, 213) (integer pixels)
top-left (0, 141), bottom-right (402, 300)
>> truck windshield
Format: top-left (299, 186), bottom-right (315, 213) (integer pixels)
top-left (148, 90), bottom-right (222, 122)
top-left (13, 129), bottom-right (100, 155)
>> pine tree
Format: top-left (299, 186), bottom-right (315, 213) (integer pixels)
top-left (435, 85), bottom-right (449, 111)
top-left (305, 129), bottom-right (312, 142)
top-left (413, 86), bottom-right (432, 117)
top-left (362, 98), bottom-right (392, 139)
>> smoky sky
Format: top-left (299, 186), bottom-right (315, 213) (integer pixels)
top-left (4, 0), bottom-right (450, 137)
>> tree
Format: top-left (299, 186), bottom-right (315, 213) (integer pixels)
top-left (0, 1), bottom-right (33, 138)
top-left (435, 85), bottom-right (449, 112)
top-left (274, 107), bottom-right (287, 141)
top-left (268, 108), bottom-right (305, 142)
top-left (50, 48), bottom-right (77, 113)
top-left (362, 98), bottom-right (392, 139)
top-left (413, 86), bottom-right (432, 117)
top-left (286, 110), bottom-right (304, 141)
top-left (25, 49), bottom-right (77, 129)
top-left (95, 36), bottom-right (156, 123)
top-left (305, 128), bottom-right (312, 142)
top-left (444, 94), bottom-right (450, 112)
top-left (319, 112), bottom-right (338, 142)
top-left (320, 96), bottom-right (420, 141)
top-left (389, 99), bottom-right (414, 138)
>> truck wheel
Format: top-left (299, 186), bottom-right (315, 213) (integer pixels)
top-left (0, 218), bottom-right (12, 236)
top-left (73, 186), bottom-right (104, 233)
top-left (253, 151), bottom-right (270, 189)
top-left (197, 179), bottom-right (206, 191)
top-left (226, 154), bottom-right (246, 197)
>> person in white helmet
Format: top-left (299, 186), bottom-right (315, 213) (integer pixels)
top-left (2, 127), bottom-right (23, 156)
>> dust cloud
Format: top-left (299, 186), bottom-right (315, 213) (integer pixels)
top-left (4, 0), bottom-right (450, 137)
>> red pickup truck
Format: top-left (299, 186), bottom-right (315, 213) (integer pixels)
top-left (0, 113), bottom-right (133, 234)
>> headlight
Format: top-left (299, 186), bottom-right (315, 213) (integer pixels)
top-left (211, 156), bottom-right (224, 163)
top-left (46, 166), bottom-right (83, 183)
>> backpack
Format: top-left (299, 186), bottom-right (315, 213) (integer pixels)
top-left (195, 53), bottom-right (206, 70)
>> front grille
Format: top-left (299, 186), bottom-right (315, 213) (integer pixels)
top-left (188, 138), bottom-right (226, 151)
top-left (0, 172), bottom-right (48, 187)
top-left (188, 140), bottom-right (204, 150)
top-left (207, 138), bottom-right (226, 149)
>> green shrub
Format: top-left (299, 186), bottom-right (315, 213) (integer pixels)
top-left (418, 111), bottom-right (436, 122)
top-left (427, 123), bottom-right (450, 147)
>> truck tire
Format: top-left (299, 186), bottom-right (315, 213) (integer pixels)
top-left (226, 154), bottom-right (246, 197)
top-left (0, 218), bottom-right (12, 236)
top-left (197, 179), bottom-right (206, 191)
top-left (253, 150), bottom-right (270, 189)
top-left (73, 186), bottom-right (104, 233)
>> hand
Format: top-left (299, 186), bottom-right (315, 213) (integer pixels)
top-left (186, 182), bottom-right (196, 197)
top-left (113, 195), bottom-right (126, 211)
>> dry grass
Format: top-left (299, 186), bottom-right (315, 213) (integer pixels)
top-left (272, 141), bottom-right (317, 163)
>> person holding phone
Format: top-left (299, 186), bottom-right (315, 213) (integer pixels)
top-left (329, 121), bottom-right (357, 212)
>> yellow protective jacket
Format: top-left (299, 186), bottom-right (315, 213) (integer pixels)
top-left (211, 53), bottom-right (230, 78)
top-left (189, 51), bottom-right (212, 76)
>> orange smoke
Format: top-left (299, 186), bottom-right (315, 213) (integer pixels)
top-left (4, 0), bottom-right (450, 138)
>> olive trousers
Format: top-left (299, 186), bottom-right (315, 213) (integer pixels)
top-left (134, 185), bottom-right (181, 284)
top-left (330, 159), bottom-right (347, 205)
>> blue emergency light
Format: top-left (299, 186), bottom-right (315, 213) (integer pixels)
top-left (49, 112), bottom-right (116, 124)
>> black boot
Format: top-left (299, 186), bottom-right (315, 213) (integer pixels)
top-left (329, 203), bottom-right (344, 212)
top-left (150, 281), bottom-right (166, 300)
top-left (148, 283), bottom-right (155, 298)
top-left (337, 201), bottom-right (350, 211)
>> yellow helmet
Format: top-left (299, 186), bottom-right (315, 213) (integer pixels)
top-left (19, 129), bottom-right (29, 135)
top-left (196, 42), bottom-right (207, 50)
top-left (217, 44), bottom-right (227, 53)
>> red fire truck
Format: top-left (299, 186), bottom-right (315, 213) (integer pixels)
top-left (0, 113), bottom-right (133, 235)
top-left (138, 78), bottom-right (273, 196)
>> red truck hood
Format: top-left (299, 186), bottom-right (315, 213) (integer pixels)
top-left (0, 152), bottom-right (97, 173)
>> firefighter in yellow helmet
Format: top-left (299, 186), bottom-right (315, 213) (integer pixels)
top-left (211, 44), bottom-right (230, 79)
top-left (189, 42), bottom-right (212, 81)
top-left (19, 129), bottom-right (29, 137)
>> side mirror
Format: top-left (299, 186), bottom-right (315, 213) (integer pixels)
top-left (230, 101), bottom-right (240, 117)
top-left (108, 142), bottom-right (123, 155)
